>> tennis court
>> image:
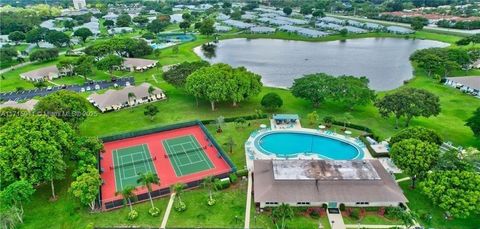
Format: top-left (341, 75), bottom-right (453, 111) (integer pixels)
top-left (112, 144), bottom-right (157, 192)
top-left (163, 135), bottom-right (214, 176)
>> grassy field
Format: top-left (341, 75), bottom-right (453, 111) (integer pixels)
top-left (399, 180), bottom-right (480, 229)
top-left (21, 171), bottom-right (169, 229)
top-left (167, 184), bottom-right (247, 228)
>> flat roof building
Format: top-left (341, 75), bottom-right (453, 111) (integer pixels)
top-left (253, 160), bottom-right (408, 208)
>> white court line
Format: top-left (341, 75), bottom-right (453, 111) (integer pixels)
top-left (165, 140), bottom-right (184, 176)
top-left (188, 135), bottom-right (214, 169)
top-left (142, 144), bottom-right (157, 174)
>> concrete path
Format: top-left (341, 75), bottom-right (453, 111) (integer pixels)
top-left (327, 210), bottom-right (346, 229)
top-left (47, 80), bottom-right (60, 86)
top-left (160, 193), bottom-right (176, 229)
top-left (244, 171), bottom-right (253, 229)
top-left (396, 177), bottom-right (410, 182)
top-left (0, 61), bottom-right (34, 74)
top-left (345, 224), bottom-right (405, 228)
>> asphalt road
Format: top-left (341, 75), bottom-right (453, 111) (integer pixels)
top-left (0, 77), bottom-right (134, 101)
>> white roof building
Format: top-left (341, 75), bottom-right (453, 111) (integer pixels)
top-left (108, 27), bottom-right (133, 34)
top-left (278, 25), bottom-right (328, 38)
top-left (88, 83), bottom-right (166, 112)
top-left (121, 58), bottom-right (158, 71)
top-left (386, 26), bottom-right (414, 34)
top-left (103, 12), bottom-right (119, 22)
top-left (320, 16), bottom-right (345, 24)
top-left (250, 26), bottom-right (275, 33)
top-left (223, 19), bottom-right (254, 29)
top-left (215, 25), bottom-right (232, 32)
top-left (217, 13), bottom-right (230, 21)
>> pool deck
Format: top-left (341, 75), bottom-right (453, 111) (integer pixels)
top-left (244, 126), bottom-right (372, 170)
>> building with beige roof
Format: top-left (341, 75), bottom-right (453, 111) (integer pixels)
top-left (253, 159), bottom-right (407, 208)
top-left (120, 58), bottom-right (158, 72)
top-left (87, 83), bottom-right (165, 112)
top-left (20, 66), bottom-right (67, 82)
top-left (0, 99), bottom-right (38, 111)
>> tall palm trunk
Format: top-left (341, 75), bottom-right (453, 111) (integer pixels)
top-left (128, 198), bottom-right (133, 211)
top-left (148, 191), bottom-right (154, 208)
top-left (210, 101), bottom-right (215, 111)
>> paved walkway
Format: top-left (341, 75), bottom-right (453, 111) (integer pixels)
top-left (244, 171), bottom-right (253, 229)
top-left (160, 193), bottom-right (176, 229)
top-left (327, 210), bottom-right (346, 229)
top-left (396, 177), bottom-right (410, 182)
top-left (345, 224), bottom-right (406, 228)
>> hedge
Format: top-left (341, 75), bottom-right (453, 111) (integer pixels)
top-left (214, 178), bottom-right (231, 190)
top-left (201, 114), bottom-right (268, 125)
top-left (236, 169), bottom-right (248, 177)
top-left (229, 173), bottom-right (238, 183)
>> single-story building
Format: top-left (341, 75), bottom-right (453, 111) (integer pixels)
top-left (0, 99), bottom-right (38, 111)
top-left (250, 26), bottom-right (276, 34)
top-left (445, 76), bottom-right (480, 96)
top-left (120, 58), bottom-right (158, 72)
top-left (87, 82), bottom-right (166, 112)
top-left (215, 25), bottom-right (232, 32)
top-left (254, 160), bottom-right (407, 208)
top-left (20, 66), bottom-right (67, 82)
top-left (386, 26), bottom-right (414, 34)
top-left (108, 27), bottom-right (134, 35)
top-left (103, 12), bottom-right (119, 22)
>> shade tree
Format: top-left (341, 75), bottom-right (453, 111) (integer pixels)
top-left (0, 180), bottom-right (35, 223)
top-left (390, 139), bottom-right (440, 188)
top-left (69, 166), bottom-right (102, 211)
top-left (8, 31), bottom-right (25, 44)
top-left (96, 54), bottom-right (124, 79)
top-left (421, 170), bottom-right (480, 218)
top-left (163, 61), bottom-right (210, 87)
top-left (375, 88), bottom-right (440, 128)
top-left (0, 115), bottom-right (75, 199)
top-left (261, 92), bottom-right (283, 111)
top-left (34, 90), bottom-right (90, 128)
top-left (185, 63), bottom-right (262, 110)
top-left (73, 28), bottom-right (93, 43)
top-left (389, 126), bottom-right (443, 146)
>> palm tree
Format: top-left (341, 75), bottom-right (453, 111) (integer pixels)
top-left (116, 186), bottom-right (137, 211)
top-left (137, 172), bottom-right (160, 208)
top-left (127, 92), bottom-right (136, 105)
top-left (223, 136), bottom-right (236, 154)
top-left (202, 176), bottom-right (215, 201)
top-left (272, 203), bottom-right (294, 229)
top-left (171, 183), bottom-right (186, 205)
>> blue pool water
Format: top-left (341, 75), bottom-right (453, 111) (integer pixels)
top-left (255, 131), bottom-right (362, 160)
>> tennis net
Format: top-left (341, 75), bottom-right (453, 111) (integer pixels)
top-left (111, 156), bottom-right (156, 170)
top-left (167, 145), bottom-right (206, 157)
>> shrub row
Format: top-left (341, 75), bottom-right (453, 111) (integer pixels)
top-left (201, 114), bottom-right (268, 125)
top-left (214, 178), bottom-right (231, 190)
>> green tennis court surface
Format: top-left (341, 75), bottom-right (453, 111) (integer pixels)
top-left (112, 144), bottom-right (157, 192)
top-left (163, 135), bottom-right (214, 177)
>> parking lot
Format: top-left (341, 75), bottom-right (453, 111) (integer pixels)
top-left (0, 77), bottom-right (135, 101)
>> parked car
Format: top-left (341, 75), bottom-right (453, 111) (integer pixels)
top-left (125, 81), bottom-right (131, 86)
top-left (113, 83), bottom-right (119, 88)
top-left (46, 86), bottom-right (52, 91)
top-left (80, 88), bottom-right (85, 92)
top-left (95, 84), bottom-right (100, 90)
top-left (86, 86), bottom-right (91, 91)
top-left (61, 84), bottom-right (66, 89)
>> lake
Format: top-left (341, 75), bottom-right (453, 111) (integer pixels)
top-left (193, 38), bottom-right (448, 91)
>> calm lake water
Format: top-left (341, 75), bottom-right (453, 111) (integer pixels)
top-left (193, 38), bottom-right (448, 91)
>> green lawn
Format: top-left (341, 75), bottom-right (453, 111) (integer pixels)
top-left (167, 184), bottom-right (247, 228)
top-left (342, 212), bottom-right (402, 225)
top-left (251, 206), bottom-right (331, 229)
top-left (21, 172), bottom-right (169, 228)
top-left (399, 181), bottom-right (480, 229)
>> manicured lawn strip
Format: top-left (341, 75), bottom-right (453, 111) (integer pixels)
top-left (250, 206), bottom-right (330, 229)
top-left (0, 59), bottom-right (60, 91)
top-left (21, 172), bottom-right (169, 228)
top-left (166, 185), bottom-right (247, 228)
top-left (342, 212), bottom-right (401, 225)
top-left (399, 181), bottom-right (480, 229)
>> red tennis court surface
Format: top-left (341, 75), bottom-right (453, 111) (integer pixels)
top-left (99, 123), bottom-right (234, 209)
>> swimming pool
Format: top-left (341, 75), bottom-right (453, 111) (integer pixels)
top-left (254, 131), bottom-right (363, 160)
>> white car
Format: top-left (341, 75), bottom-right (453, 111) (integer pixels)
top-left (113, 83), bottom-right (119, 88)
top-left (80, 88), bottom-right (85, 92)
top-left (86, 86), bottom-right (91, 91)
top-left (125, 81), bottom-right (131, 86)
top-left (95, 84), bottom-right (100, 90)
top-left (46, 86), bottom-right (52, 91)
